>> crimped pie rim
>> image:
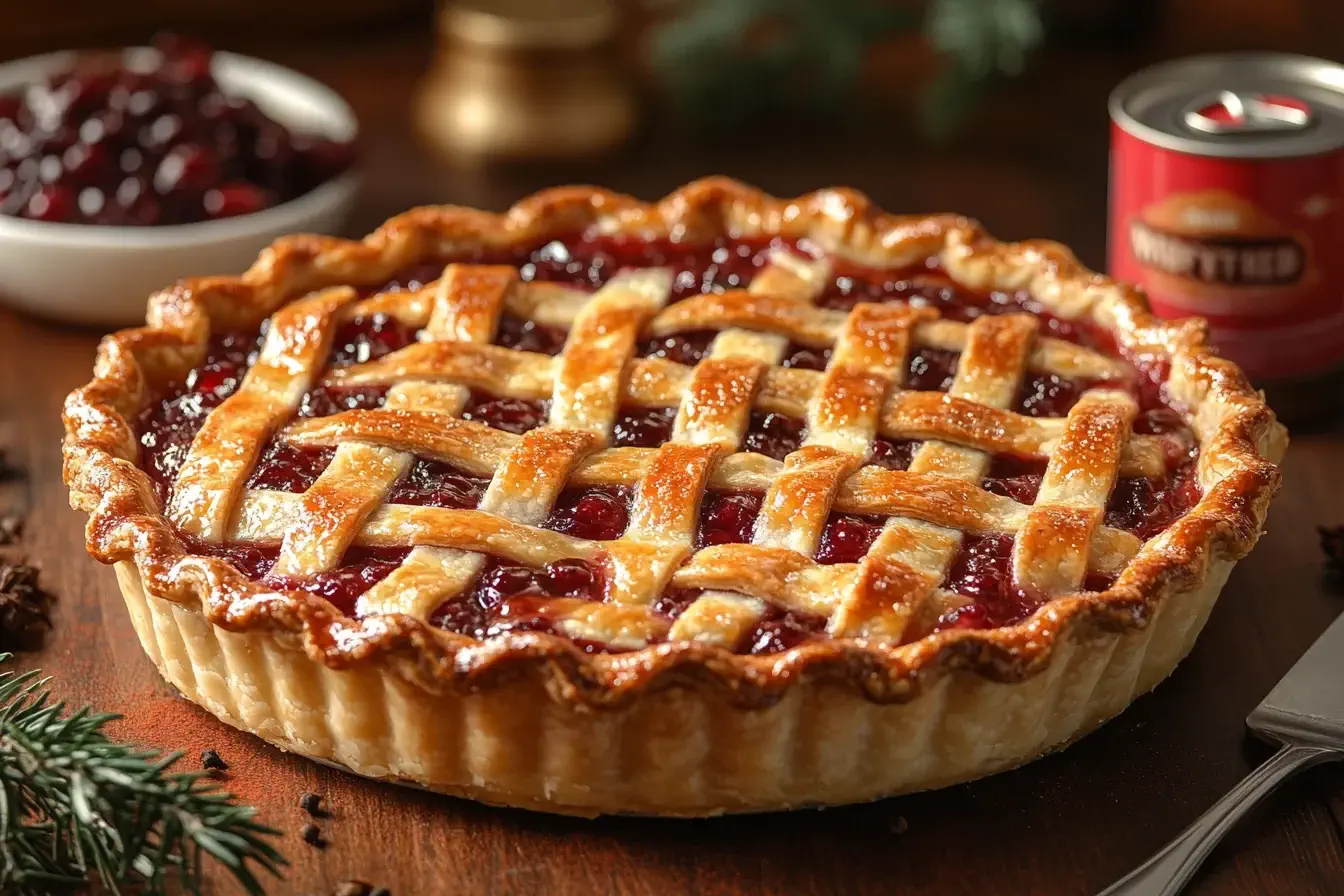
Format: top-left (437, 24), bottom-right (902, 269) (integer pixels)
top-left (61, 177), bottom-right (1287, 709)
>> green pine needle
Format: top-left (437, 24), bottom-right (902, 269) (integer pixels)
top-left (0, 655), bottom-right (286, 895)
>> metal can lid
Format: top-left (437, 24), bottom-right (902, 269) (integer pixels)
top-left (1110, 52), bottom-right (1344, 158)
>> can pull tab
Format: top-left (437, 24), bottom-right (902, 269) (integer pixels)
top-left (1184, 91), bottom-right (1312, 135)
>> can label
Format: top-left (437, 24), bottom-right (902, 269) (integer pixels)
top-left (1109, 124), bottom-right (1344, 382)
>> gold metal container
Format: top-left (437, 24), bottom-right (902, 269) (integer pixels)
top-left (415, 0), bottom-right (636, 163)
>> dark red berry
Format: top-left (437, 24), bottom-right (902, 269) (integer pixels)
top-left (870, 438), bottom-right (917, 471)
top-left (203, 182), bottom-right (267, 219)
top-left (25, 184), bottom-right (73, 222)
top-left (153, 143), bottom-right (217, 195)
top-left (546, 489), bottom-right (629, 540)
top-left (696, 492), bottom-right (763, 548)
top-left (461, 395), bottom-right (548, 435)
top-left (542, 558), bottom-right (599, 599)
top-left (611, 406), bottom-right (675, 448)
top-left (743, 412), bottom-right (804, 461)
top-left (640, 331), bottom-right (717, 365)
top-left (815, 515), bottom-right (883, 564)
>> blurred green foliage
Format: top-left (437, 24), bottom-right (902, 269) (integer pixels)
top-left (649, 0), bottom-right (1044, 139)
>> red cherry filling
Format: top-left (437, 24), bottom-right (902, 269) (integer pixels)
top-left (739, 606), bottom-right (829, 655)
top-left (387, 459), bottom-right (487, 509)
top-left (743, 411), bottom-right (804, 460)
top-left (246, 443), bottom-right (334, 492)
top-left (818, 268), bottom-right (951, 312)
top-left (519, 237), bottom-right (782, 299)
top-left (818, 263), bottom-right (1113, 353)
top-left (137, 391), bottom-right (226, 504)
top-left (781, 343), bottom-right (831, 371)
top-left (1104, 461), bottom-right (1201, 541)
top-left (327, 313), bottom-right (418, 367)
top-left (1015, 373), bottom-right (1089, 418)
top-left (815, 514), bottom-right (884, 564)
top-left (545, 488), bottom-right (631, 540)
top-left (297, 385), bottom-right (388, 418)
top-left (459, 391), bottom-right (549, 435)
top-left (430, 556), bottom-right (606, 644)
top-left (937, 534), bottom-right (1038, 630)
top-left (695, 491), bottom-right (763, 548)
top-left (193, 540), bottom-right (277, 580)
top-left (651, 586), bottom-right (701, 620)
top-left (0, 33), bottom-right (355, 225)
top-left (262, 547), bottom-right (409, 617)
top-left (494, 312), bottom-right (567, 355)
top-left (135, 329), bottom-right (263, 504)
top-left (980, 455), bottom-right (1047, 505)
top-left (649, 588), bottom-right (828, 655)
top-left (906, 348), bottom-right (959, 392)
top-left (870, 438), bottom-right (918, 471)
top-left (611, 405), bottom-right (676, 448)
top-left (639, 330), bottom-right (717, 365)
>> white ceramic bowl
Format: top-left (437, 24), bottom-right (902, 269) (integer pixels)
top-left (0, 49), bottom-right (359, 327)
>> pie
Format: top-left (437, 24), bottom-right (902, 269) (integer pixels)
top-left (63, 179), bottom-right (1286, 816)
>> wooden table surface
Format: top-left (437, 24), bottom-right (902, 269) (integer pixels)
top-left (6, 27), bottom-right (1344, 896)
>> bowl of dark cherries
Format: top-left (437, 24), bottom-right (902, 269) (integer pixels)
top-left (0, 34), bottom-right (358, 325)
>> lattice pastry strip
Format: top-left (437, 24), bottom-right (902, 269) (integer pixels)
top-left (326, 347), bottom-right (1176, 478)
top-left (273, 414), bottom-right (1144, 571)
top-left (670, 253), bottom-right (826, 447)
top-left (355, 268), bottom-right (674, 625)
top-left (647, 291), bottom-right (1128, 382)
top-left (346, 269), bottom-right (518, 619)
top-left (354, 379), bottom-right (475, 618)
top-left (550, 268), bottom-right (672, 439)
top-left (1013, 390), bottom-right (1137, 596)
top-left (168, 286), bottom-right (355, 542)
top-left (272, 271), bottom-right (520, 578)
top-left (829, 314), bottom-right (1039, 641)
top-left (804, 302), bottom-right (929, 458)
top-left (661, 254), bottom-right (831, 647)
top-left (205, 255), bottom-right (1162, 653)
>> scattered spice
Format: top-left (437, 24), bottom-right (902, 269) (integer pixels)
top-left (335, 882), bottom-right (373, 896)
top-left (0, 512), bottom-right (22, 546)
top-left (300, 790), bottom-right (328, 817)
top-left (0, 560), bottom-right (52, 650)
top-left (301, 823), bottom-right (327, 849)
top-left (109, 695), bottom-right (310, 808)
top-left (201, 748), bottom-right (229, 772)
top-left (1322, 525), bottom-right (1344, 576)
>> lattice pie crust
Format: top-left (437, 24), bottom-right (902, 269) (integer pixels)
top-left (65, 180), bottom-right (1286, 815)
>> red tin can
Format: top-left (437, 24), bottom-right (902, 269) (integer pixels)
top-left (1109, 53), bottom-right (1344, 424)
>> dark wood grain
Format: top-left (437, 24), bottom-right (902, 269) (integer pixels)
top-left (5, 22), bottom-right (1344, 896)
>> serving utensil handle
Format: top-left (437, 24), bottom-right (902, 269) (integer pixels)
top-left (1100, 743), bottom-right (1339, 896)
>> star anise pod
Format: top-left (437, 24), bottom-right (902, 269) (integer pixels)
top-left (1322, 525), bottom-right (1344, 577)
top-left (0, 561), bottom-right (52, 650)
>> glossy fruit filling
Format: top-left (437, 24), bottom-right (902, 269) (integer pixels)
top-left (428, 557), bottom-right (607, 647)
top-left (134, 233), bottom-right (1202, 654)
top-left (545, 488), bottom-right (631, 541)
top-left (388, 459), bottom-right (487, 509)
top-left (0, 33), bottom-right (354, 225)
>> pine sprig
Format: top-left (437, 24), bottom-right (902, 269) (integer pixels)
top-left (0, 656), bottom-right (286, 895)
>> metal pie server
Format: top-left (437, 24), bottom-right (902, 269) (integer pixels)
top-left (1101, 611), bottom-right (1344, 896)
